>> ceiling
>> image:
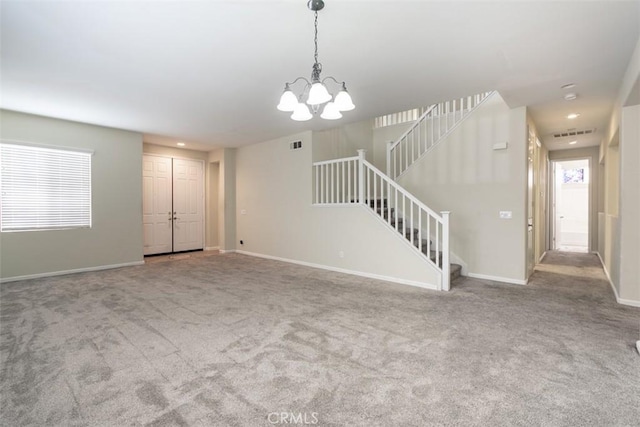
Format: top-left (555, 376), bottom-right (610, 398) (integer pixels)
top-left (1, 1), bottom-right (638, 152)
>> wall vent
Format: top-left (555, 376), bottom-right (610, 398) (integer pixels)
top-left (290, 141), bottom-right (302, 150)
top-left (552, 128), bottom-right (596, 138)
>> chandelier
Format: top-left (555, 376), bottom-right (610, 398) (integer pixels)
top-left (277, 0), bottom-right (355, 121)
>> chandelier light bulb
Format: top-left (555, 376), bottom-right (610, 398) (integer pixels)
top-left (307, 82), bottom-right (332, 105)
top-left (291, 103), bottom-right (313, 121)
top-left (320, 102), bottom-right (342, 120)
top-left (334, 86), bottom-right (355, 111)
top-left (277, 87), bottom-right (298, 112)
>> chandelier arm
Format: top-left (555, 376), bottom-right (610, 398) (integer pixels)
top-left (285, 76), bottom-right (312, 87)
top-left (320, 76), bottom-right (345, 87)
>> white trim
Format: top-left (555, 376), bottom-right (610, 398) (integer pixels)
top-left (538, 251), bottom-right (547, 263)
top-left (595, 252), bottom-right (640, 308)
top-left (219, 249), bottom-right (236, 254)
top-left (1, 138), bottom-right (94, 154)
top-left (0, 261), bottom-right (145, 283)
top-left (467, 272), bottom-right (527, 285)
top-left (235, 250), bottom-right (439, 291)
top-left (617, 298), bottom-right (640, 308)
top-left (204, 246), bottom-right (220, 251)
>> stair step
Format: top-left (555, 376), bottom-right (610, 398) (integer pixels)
top-left (412, 239), bottom-right (431, 249)
top-left (450, 263), bottom-right (462, 282)
top-left (375, 206), bottom-right (394, 218)
top-left (366, 198), bottom-right (388, 208)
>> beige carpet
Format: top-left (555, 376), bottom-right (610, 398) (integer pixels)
top-left (1, 251), bottom-right (639, 426)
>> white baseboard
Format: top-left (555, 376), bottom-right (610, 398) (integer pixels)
top-left (219, 249), bottom-right (236, 254)
top-left (539, 251), bottom-right (547, 263)
top-left (467, 272), bottom-right (527, 285)
top-left (204, 246), bottom-right (220, 251)
top-left (617, 297), bottom-right (640, 308)
top-left (235, 250), bottom-right (439, 291)
top-left (595, 252), bottom-right (640, 308)
top-left (0, 261), bottom-right (145, 283)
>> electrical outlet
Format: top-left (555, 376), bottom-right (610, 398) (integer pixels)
top-left (499, 211), bottom-right (512, 219)
top-left (339, 251), bottom-right (344, 258)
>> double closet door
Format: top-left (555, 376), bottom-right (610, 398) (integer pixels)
top-left (143, 155), bottom-right (204, 255)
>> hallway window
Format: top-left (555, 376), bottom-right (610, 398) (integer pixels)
top-left (0, 142), bottom-right (92, 231)
top-left (563, 168), bottom-right (586, 183)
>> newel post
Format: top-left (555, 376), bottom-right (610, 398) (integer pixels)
top-left (441, 211), bottom-right (451, 291)
top-left (357, 149), bottom-right (366, 204)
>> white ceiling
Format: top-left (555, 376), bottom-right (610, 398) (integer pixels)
top-left (1, 1), bottom-right (638, 152)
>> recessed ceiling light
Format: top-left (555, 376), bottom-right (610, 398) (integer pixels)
top-left (564, 93), bottom-right (577, 101)
top-left (561, 83), bottom-right (576, 89)
top-left (177, 142), bottom-right (185, 147)
top-left (569, 140), bottom-right (577, 145)
top-left (567, 113), bottom-right (580, 119)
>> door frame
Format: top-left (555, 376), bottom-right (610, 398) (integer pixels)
top-left (548, 157), bottom-right (591, 253)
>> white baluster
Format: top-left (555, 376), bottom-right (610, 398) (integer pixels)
top-left (386, 141), bottom-right (392, 178)
top-left (441, 211), bottom-right (450, 291)
top-left (410, 200), bottom-right (414, 246)
top-left (418, 210), bottom-right (422, 253)
top-left (427, 214), bottom-right (431, 257)
top-left (357, 150), bottom-right (365, 204)
top-left (313, 166), bottom-right (320, 204)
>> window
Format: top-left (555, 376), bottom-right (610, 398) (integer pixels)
top-left (0, 142), bottom-right (92, 232)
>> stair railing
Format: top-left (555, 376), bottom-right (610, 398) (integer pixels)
top-left (313, 150), bottom-right (450, 290)
top-left (387, 91), bottom-right (494, 180)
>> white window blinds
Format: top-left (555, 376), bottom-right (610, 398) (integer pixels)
top-left (0, 142), bottom-right (92, 232)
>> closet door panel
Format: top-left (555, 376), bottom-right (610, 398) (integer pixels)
top-left (142, 155), bottom-right (173, 255)
top-left (173, 158), bottom-right (204, 252)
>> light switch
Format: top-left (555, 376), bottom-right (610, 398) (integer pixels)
top-left (241, 209), bottom-right (247, 215)
top-left (499, 211), bottom-right (512, 219)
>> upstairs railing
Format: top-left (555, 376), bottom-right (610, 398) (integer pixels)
top-left (313, 150), bottom-right (450, 291)
top-left (387, 91), bottom-right (494, 180)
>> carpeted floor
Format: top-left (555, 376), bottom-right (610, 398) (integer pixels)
top-left (1, 251), bottom-right (639, 426)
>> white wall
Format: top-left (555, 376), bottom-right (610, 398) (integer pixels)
top-left (396, 94), bottom-right (528, 283)
top-left (601, 35), bottom-right (640, 307)
top-left (312, 119), bottom-right (373, 162)
top-left (208, 148), bottom-right (236, 252)
top-left (235, 131), bottom-right (441, 288)
top-left (618, 104), bottom-right (640, 304)
top-left (0, 110), bottom-right (144, 280)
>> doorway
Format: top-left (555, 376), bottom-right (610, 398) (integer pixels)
top-left (551, 159), bottom-right (589, 253)
top-left (143, 154), bottom-right (205, 255)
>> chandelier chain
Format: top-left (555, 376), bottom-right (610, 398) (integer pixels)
top-left (314, 11), bottom-right (319, 65)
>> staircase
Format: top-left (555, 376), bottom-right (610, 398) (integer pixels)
top-left (367, 198), bottom-right (462, 283)
top-left (314, 150), bottom-right (454, 290)
top-left (312, 92), bottom-right (494, 290)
